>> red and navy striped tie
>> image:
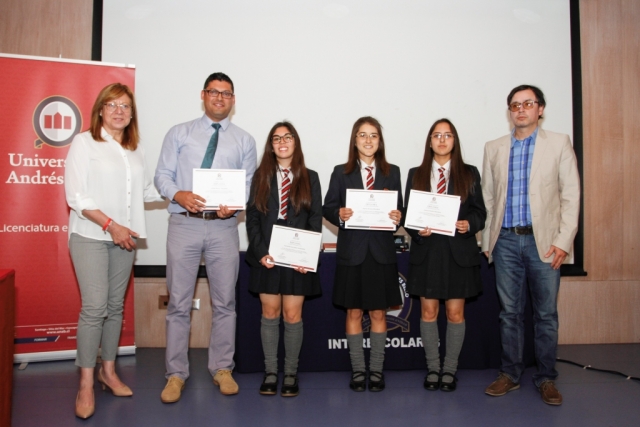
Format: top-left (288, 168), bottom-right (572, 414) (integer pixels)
top-left (365, 166), bottom-right (374, 190)
top-left (280, 169), bottom-right (291, 219)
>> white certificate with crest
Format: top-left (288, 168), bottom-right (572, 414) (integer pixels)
top-left (268, 225), bottom-right (322, 272)
top-left (345, 189), bottom-right (398, 230)
top-left (192, 169), bottom-right (246, 210)
top-left (404, 190), bottom-right (461, 236)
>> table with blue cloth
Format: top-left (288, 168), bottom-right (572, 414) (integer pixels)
top-left (234, 252), bottom-right (535, 372)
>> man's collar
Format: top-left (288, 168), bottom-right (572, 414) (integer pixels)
top-left (511, 126), bottom-right (539, 146)
top-left (202, 114), bottom-right (231, 130)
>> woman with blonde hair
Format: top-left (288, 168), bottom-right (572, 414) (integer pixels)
top-left (65, 83), bottom-right (161, 418)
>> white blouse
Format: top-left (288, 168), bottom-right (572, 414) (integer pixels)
top-left (64, 129), bottom-right (162, 241)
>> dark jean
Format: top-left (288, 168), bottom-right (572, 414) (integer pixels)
top-left (493, 228), bottom-right (560, 387)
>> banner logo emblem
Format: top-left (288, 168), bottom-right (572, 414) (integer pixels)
top-left (32, 96), bottom-right (82, 148)
top-left (363, 273), bottom-right (413, 332)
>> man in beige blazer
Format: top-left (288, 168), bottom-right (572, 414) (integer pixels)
top-left (481, 85), bottom-right (580, 406)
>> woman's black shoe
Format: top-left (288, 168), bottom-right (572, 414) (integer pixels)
top-left (439, 372), bottom-right (457, 392)
top-left (423, 371), bottom-right (440, 391)
top-left (368, 371), bottom-right (385, 392)
top-left (259, 373), bottom-right (278, 395)
top-left (281, 375), bottom-right (299, 397)
top-left (349, 371), bottom-right (366, 392)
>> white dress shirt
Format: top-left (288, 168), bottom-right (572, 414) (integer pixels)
top-left (65, 129), bottom-right (161, 241)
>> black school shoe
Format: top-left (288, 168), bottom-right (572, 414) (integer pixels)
top-left (259, 373), bottom-right (278, 395)
top-left (281, 374), bottom-right (299, 397)
top-left (423, 371), bottom-right (441, 391)
top-left (368, 371), bottom-right (385, 392)
top-left (439, 372), bottom-right (457, 392)
top-left (349, 371), bottom-right (367, 392)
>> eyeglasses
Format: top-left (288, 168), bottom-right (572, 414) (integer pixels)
top-left (104, 103), bottom-right (132, 112)
top-left (272, 134), bottom-right (294, 144)
top-left (431, 133), bottom-right (454, 140)
top-left (356, 132), bottom-right (379, 140)
top-left (203, 89), bottom-right (234, 99)
top-left (508, 100), bottom-right (539, 112)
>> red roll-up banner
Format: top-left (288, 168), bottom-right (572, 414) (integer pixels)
top-left (0, 54), bottom-right (136, 361)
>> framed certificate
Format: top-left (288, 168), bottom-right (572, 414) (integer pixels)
top-left (404, 190), bottom-right (461, 236)
top-left (192, 169), bottom-right (246, 210)
top-left (345, 189), bottom-right (397, 230)
top-left (268, 225), bottom-right (322, 272)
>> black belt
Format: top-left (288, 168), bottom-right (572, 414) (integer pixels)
top-left (502, 226), bottom-right (533, 235)
top-left (178, 211), bottom-right (221, 220)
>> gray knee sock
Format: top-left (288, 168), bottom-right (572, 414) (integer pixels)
top-left (420, 319), bottom-right (440, 382)
top-left (442, 321), bottom-right (465, 382)
top-left (284, 320), bottom-right (303, 378)
top-left (346, 333), bottom-right (365, 380)
top-left (369, 331), bottom-right (387, 373)
top-left (261, 316), bottom-right (280, 381)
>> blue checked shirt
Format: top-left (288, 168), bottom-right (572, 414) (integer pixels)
top-left (503, 127), bottom-right (538, 228)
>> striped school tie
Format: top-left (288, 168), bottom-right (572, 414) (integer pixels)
top-left (365, 166), bottom-right (374, 190)
top-left (280, 169), bottom-right (291, 219)
top-left (437, 167), bottom-right (446, 194)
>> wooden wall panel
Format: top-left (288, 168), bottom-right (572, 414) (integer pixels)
top-left (580, 0), bottom-right (625, 281)
top-left (621, 0), bottom-right (640, 281)
top-left (134, 279), bottom-right (213, 348)
top-left (0, 0), bottom-right (92, 60)
top-left (558, 280), bottom-right (640, 344)
top-left (554, 0), bottom-right (640, 345)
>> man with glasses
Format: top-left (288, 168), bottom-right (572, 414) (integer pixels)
top-left (481, 84), bottom-right (580, 405)
top-left (155, 72), bottom-right (257, 402)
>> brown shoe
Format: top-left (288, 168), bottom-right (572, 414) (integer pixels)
top-left (485, 373), bottom-right (520, 396)
top-left (161, 376), bottom-right (185, 403)
top-left (213, 369), bottom-right (239, 395)
top-left (539, 380), bottom-right (563, 405)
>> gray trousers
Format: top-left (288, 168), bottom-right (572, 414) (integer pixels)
top-left (69, 233), bottom-right (135, 368)
top-left (165, 214), bottom-right (239, 380)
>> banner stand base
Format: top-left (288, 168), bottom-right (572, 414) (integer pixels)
top-left (14, 345), bottom-right (136, 364)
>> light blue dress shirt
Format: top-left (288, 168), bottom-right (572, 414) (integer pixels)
top-left (155, 114), bottom-right (257, 214)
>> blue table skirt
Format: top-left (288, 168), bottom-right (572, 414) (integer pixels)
top-left (235, 252), bottom-right (535, 373)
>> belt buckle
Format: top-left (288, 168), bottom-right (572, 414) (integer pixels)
top-left (202, 211), bottom-right (217, 221)
top-left (514, 226), bottom-right (528, 235)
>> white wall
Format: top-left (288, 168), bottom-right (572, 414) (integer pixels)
top-left (103, 0), bottom-right (572, 265)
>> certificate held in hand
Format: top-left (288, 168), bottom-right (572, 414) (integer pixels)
top-left (192, 169), bottom-right (246, 210)
top-left (344, 189), bottom-right (398, 230)
top-left (405, 190), bottom-right (460, 236)
top-left (268, 225), bottom-right (322, 272)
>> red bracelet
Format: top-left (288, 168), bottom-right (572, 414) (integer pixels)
top-left (102, 218), bottom-right (113, 231)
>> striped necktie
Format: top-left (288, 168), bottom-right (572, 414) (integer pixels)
top-left (365, 166), bottom-right (374, 190)
top-left (280, 168), bottom-right (291, 219)
top-left (201, 123), bottom-right (221, 168)
top-left (437, 167), bottom-right (446, 194)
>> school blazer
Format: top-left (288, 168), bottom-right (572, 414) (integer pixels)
top-left (402, 165), bottom-right (486, 268)
top-left (322, 163), bottom-right (403, 266)
top-left (245, 169), bottom-right (322, 268)
top-left (480, 128), bottom-right (580, 262)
